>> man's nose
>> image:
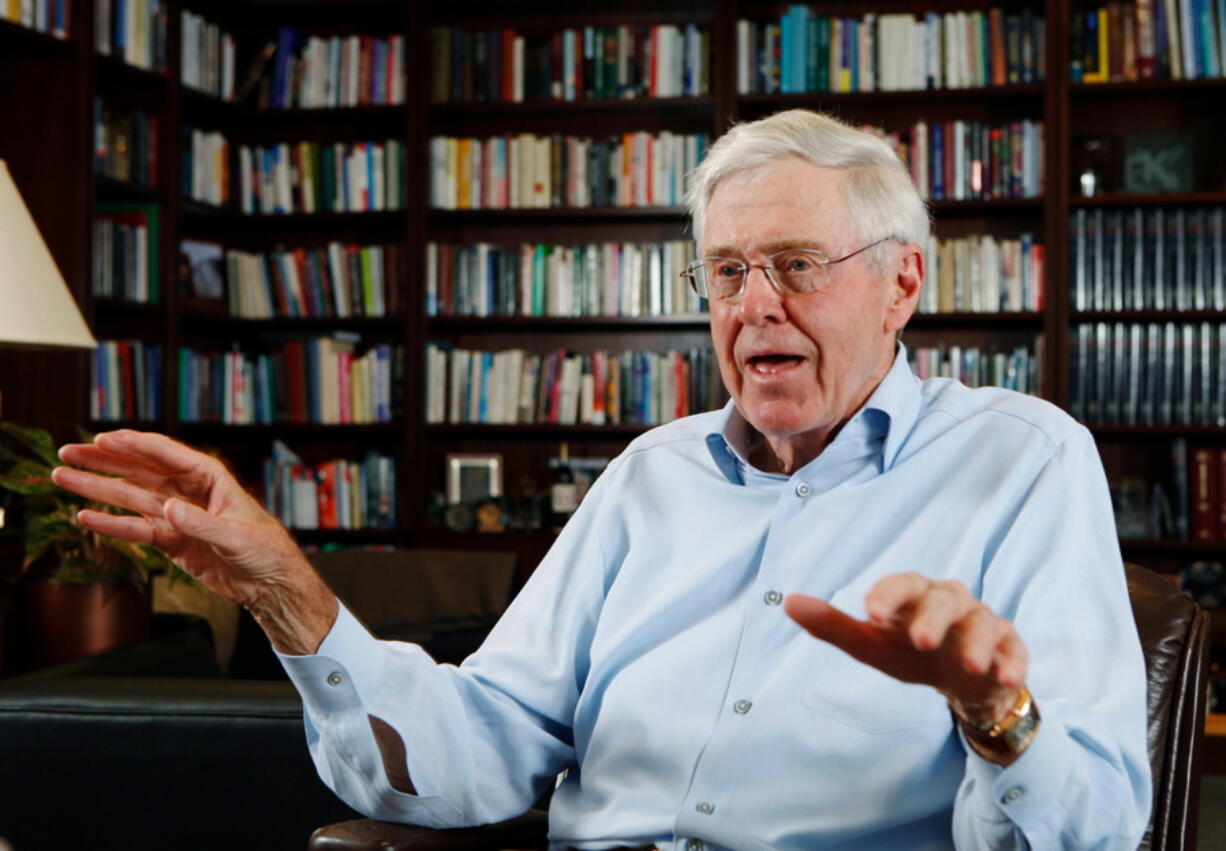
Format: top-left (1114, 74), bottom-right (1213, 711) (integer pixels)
top-left (737, 265), bottom-right (786, 324)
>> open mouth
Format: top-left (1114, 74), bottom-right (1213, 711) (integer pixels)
top-left (746, 354), bottom-right (805, 375)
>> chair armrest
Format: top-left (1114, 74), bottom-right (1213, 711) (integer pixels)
top-left (309, 811), bottom-right (549, 851)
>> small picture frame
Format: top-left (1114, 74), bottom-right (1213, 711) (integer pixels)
top-left (445, 452), bottom-right (503, 505)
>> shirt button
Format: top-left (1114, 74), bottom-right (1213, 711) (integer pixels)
top-left (1001, 786), bottom-right (1024, 805)
top-left (764, 589), bottom-right (783, 606)
top-left (733, 699), bottom-right (752, 714)
top-left (326, 672), bottom-right (344, 687)
top-left (795, 481), bottom-right (812, 497)
top-left (695, 801), bottom-right (715, 814)
top-left (687, 841), bottom-right (704, 851)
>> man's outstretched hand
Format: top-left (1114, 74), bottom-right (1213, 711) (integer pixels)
top-left (785, 573), bottom-right (1028, 751)
top-left (53, 430), bottom-right (336, 655)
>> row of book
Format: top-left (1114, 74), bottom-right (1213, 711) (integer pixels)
top-left (1070, 207), bottom-right (1225, 312)
top-left (178, 338), bottom-right (402, 425)
top-left (94, 0), bottom-right (166, 71)
top-left (90, 340), bottom-right (162, 422)
top-left (425, 241), bottom-right (702, 319)
top-left (427, 23), bottom-right (710, 103)
top-left (182, 127), bottom-right (228, 206)
top-left (93, 99), bottom-right (158, 187)
top-left (1070, 322), bottom-right (1225, 425)
top-left (267, 27), bottom-right (407, 109)
top-left (226, 243), bottom-right (405, 320)
top-left (736, 7), bottom-right (1045, 95)
top-left (237, 140), bottom-right (407, 215)
top-left (1071, 0), bottom-right (1226, 82)
top-left (1, 0), bottom-right (67, 38)
top-left (92, 202), bottom-right (160, 303)
top-left (915, 232), bottom-right (1045, 314)
top-left (908, 343), bottom-right (1041, 396)
top-left (872, 119), bottom-right (1045, 201)
top-left (1188, 444), bottom-right (1226, 541)
top-left (425, 344), bottom-right (723, 427)
top-left (180, 10), bottom-right (235, 100)
top-left (1109, 439), bottom-right (1191, 540)
top-left (428, 132), bottom-right (708, 210)
top-left (263, 441), bottom-right (396, 531)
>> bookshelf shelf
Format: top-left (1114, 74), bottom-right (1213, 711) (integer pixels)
top-left (1088, 426), bottom-right (1226, 438)
top-left (429, 96), bottom-right (713, 117)
top-left (927, 198), bottom-right (1045, 214)
top-left (429, 9), bottom-right (714, 30)
top-left (0, 17), bottom-right (70, 50)
top-left (94, 298), bottom-right (164, 316)
top-left (909, 311), bottom-right (1044, 327)
top-left (1120, 539), bottom-right (1226, 554)
top-left (179, 423), bottom-right (405, 437)
top-left (1071, 193), bottom-right (1226, 207)
top-left (244, 104), bottom-right (407, 124)
top-left (1069, 78), bottom-right (1226, 97)
top-left (427, 315), bottom-right (709, 331)
top-left (1074, 310), bottom-right (1226, 321)
top-left (181, 208), bottom-right (406, 230)
top-left (427, 207), bottom-right (689, 224)
top-left (292, 527), bottom-right (401, 543)
top-left (88, 420), bottom-right (165, 432)
top-left (95, 54), bottom-right (170, 88)
top-left (737, 84), bottom-right (1044, 108)
top-left (426, 424), bottom-right (652, 438)
top-left (95, 175), bottom-right (162, 203)
top-left (183, 315), bottom-right (405, 333)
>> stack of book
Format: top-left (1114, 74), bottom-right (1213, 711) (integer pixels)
top-left (916, 232), bottom-right (1044, 314)
top-left (426, 241), bottom-right (701, 318)
top-left (425, 344), bottom-right (721, 427)
top-left (867, 120), bottom-right (1044, 201)
top-left (226, 242), bottom-right (405, 319)
top-left (93, 202), bottom-right (160, 303)
top-left (91, 340), bottom-right (163, 422)
top-left (428, 23), bottom-right (710, 102)
top-left (1071, 321), bottom-right (1225, 425)
top-left (1070, 207), bottom-right (1225, 312)
top-left (94, 0), bottom-right (166, 71)
top-left (93, 99), bottom-right (158, 187)
top-left (1, 0), bottom-right (67, 37)
top-left (428, 131), bottom-right (707, 210)
top-left (737, 6), bottom-right (1045, 94)
top-left (908, 343), bottom-right (1042, 395)
top-left (180, 10), bottom-right (235, 100)
top-left (178, 337), bottom-right (402, 425)
top-left (183, 126), bottom-right (229, 206)
top-left (263, 441), bottom-right (396, 530)
top-left (1071, 1), bottom-right (1226, 82)
top-left (264, 27), bottom-right (407, 109)
top-left (237, 140), bottom-right (406, 214)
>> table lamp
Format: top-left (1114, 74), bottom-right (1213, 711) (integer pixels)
top-left (0, 159), bottom-right (98, 528)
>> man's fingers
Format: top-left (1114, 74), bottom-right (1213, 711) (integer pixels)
top-left (784, 594), bottom-right (895, 671)
top-left (94, 430), bottom-right (216, 478)
top-left (163, 498), bottom-right (249, 557)
top-left (51, 467), bottom-right (166, 518)
top-left (994, 631), bottom-right (1029, 688)
top-left (864, 572), bottom-right (931, 626)
top-left (952, 607), bottom-right (1009, 675)
top-left (907, 582), bottom-right (977, 651)
top-left (58, 443), bottom-right (169, 488)
top-left (77, 508), bottom-right (166, 548)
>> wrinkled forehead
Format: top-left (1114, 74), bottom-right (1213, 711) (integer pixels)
top-left (700, 161), bottom-right (852, 257)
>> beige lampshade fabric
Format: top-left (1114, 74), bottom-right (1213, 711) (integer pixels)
top-left (0, 160), bottom-right (96, 350)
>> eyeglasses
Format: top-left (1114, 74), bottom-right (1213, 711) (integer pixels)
top-left (681, 237), bottom-right (897, 301)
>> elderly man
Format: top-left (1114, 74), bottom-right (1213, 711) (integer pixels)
top-left (54, 110), bottom-right (1150, 849)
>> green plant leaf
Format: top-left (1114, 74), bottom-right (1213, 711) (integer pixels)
top-left (0, 457), bottom-right (58, 495)
top-left (0, 422), bottom-right (59, 467)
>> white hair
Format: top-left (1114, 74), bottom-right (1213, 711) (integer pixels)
top-left (686, 110), bottom-right (931, 269)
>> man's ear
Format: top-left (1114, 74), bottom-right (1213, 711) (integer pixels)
top-left (885, 243), bottom-right (924, 332)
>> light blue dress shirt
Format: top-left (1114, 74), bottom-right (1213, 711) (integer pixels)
top-left (280, 347), bottom-right (1152, 850)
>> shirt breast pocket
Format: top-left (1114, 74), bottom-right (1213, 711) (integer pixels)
top-left (799, 643), bottom-right (952, 733)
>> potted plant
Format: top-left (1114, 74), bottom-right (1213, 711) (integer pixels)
top-left (0, 421), bottom-right (181, 668)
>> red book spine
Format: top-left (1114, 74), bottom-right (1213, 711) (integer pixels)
top-left (1219, 449), bottom-right (1226, 542)
top-left (1192, 447), bottom-right (1218, 541)
top-left (501, 29), bottom-right (516, 101)
top-left (317, 462), bottom-right (337, 528)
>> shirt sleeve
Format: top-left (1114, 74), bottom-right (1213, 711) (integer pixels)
top-left (276, 462), bottom-right (623, 829)
top-left (951, 424), bottom-right (1153, 849)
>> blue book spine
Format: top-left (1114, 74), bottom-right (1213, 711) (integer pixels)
top-left (366, 143), bottom-right (375, 211)
top-left (932, 124), bottom-right (944, 200)
top-left (780, 13), bottom-right (792, 93)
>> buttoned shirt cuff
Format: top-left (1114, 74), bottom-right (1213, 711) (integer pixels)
top-left (276, 599), bottom-right (388, 714)
top-left (959, 712), bottom-right (1071, 845)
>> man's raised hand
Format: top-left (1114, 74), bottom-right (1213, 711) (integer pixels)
top-left (52, 430), bottom-right (336, 654)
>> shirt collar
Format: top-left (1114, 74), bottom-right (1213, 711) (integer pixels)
top-left (705, 343), bottom-right (921, 484)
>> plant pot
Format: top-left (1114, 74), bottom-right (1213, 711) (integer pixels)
top-left (20, 580), bottom-right (151, 669)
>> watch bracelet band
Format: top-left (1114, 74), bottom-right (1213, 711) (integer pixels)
top-left (954, 686), bottom-right (1041, 759)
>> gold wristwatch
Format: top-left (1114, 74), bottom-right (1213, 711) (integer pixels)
top-left (956, 686), bottom-right (1041, 760)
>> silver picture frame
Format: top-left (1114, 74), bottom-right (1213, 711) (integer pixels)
top-left (445, 452), bottom-right (503, 505)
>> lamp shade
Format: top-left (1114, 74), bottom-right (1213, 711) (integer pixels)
top-left (0, 160), bottom-right (96, 350)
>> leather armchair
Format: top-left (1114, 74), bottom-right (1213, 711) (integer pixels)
top-left (309, 563), bottom-right (1211, 851)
